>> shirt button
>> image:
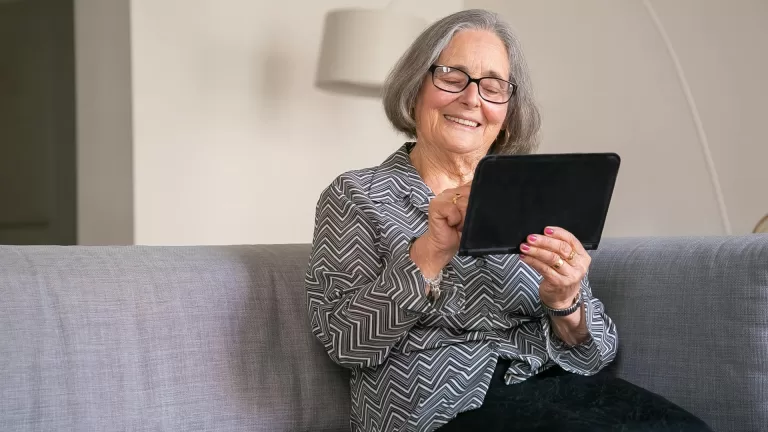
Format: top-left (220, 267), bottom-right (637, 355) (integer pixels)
top-left (475, 258), bottom-right (486, 268)
top-left (489, 341), bottom-right (499, 350)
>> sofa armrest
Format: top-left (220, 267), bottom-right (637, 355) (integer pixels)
top-left (588, 235), bottom-right (768, 432)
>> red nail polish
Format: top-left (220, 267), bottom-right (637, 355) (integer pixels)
top-left (528, 235), bottom-right (537, 242)
top-left (545, 228), bottom-right (554, 235)
top-left (521, 244), bottom-right (530, 252)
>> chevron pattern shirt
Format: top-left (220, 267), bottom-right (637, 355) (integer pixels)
top-left (306, 143), bottom-right (618, 432)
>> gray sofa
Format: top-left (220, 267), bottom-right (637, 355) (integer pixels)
top-left (1, 236), bottom-right (767, 431)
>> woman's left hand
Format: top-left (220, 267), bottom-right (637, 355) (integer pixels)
top-left (519, 226), bottom-right (591, 309)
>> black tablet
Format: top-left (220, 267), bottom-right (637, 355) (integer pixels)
top-left (458, 153), bottom-right (620, 257)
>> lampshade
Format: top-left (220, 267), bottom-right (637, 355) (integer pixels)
top-left (315, 8), bottom-right (427, 98)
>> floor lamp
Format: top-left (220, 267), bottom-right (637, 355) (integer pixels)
top-left (754, 214), bottom-right (768, 233)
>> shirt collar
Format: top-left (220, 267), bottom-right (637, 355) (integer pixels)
top-left (370, 142), bottom-right (434, 212)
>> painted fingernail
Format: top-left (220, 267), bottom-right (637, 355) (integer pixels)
top-left (521, 244), bottom-right (530, 252)
top-left (545, 228), bottom-right (555, 235)
top-left (528, 235), bottom-right (537, 242)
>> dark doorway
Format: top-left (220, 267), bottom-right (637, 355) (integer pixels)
top-left (0, 0), bottom-right (76, 245)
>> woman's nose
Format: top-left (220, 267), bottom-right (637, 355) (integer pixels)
top-left (458, 82), bottom-right (481, 107)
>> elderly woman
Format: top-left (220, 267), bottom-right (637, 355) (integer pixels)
top-left (306, 9), bottom-right (711, 432)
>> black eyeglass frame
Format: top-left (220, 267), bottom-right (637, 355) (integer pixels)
top-left (428, 64), bottom-right (518, 104)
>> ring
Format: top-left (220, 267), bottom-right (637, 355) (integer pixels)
top-left (452, 193), bottom-right (462, 205)
top-left (552, 257), bottom-right (564, 270)
top-left (567, 250), bottom-right (576, 261)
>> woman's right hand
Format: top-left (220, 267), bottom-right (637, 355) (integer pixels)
top-left (426, 185), bottom-right (471, 255)
top-left (410, 184), bottom-right (471, 280)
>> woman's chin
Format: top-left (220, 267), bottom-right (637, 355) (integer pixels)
top-left (436, 134), bottom-right (489, 155)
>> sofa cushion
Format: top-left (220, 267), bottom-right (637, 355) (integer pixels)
top-left (2, 236), bottom-right (767, 431)
top-left (0, 244), bottom-right (349, 431)
top-left (589, 235), bottom-right (768, 432)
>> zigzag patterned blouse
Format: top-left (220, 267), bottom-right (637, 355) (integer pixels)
top-left (306, 143), bottom-right (618, 432)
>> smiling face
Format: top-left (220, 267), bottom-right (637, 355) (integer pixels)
top-left (414, 29), bottom-right (511, 155)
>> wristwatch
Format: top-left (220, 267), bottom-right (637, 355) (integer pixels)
top-left (540, 290), bottom-right (582, 317)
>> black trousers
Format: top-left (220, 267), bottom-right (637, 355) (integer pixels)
top-left (438, 359), bottom-right (713, 432)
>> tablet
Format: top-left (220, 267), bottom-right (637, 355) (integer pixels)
top-left (458, 153), bottom-right (620, 257)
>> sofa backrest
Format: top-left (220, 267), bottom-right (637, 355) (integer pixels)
top-left (589, 235), bottom-right (768, 432)
top-left (0, 244), bottom-right (350, 431)
top-left (2, 236), bottom-right (767, 431)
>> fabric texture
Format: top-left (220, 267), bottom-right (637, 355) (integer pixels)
top-left (305, 143), bottom-right (618, 432)
top-left (437, 359), bottom-right (713, 431)
top-left (1, 231), bottom-right (766, 431)
top-left (0, 244), bottom-right (350, 432)
top-left (589, 235), bottom-right (768, 432)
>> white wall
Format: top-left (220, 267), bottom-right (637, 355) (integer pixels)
top-left (75, 0), bottom-right (134, 245)
top-left (468, 0), bottom-right (768, 237)
top-left (648, 0), bottom-right (768, 235)
top-left (129, 0), bottom-right (460, 245)
top-left (79, 0), bottom-right (766, 245)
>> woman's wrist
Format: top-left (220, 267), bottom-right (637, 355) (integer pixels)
top-left (549, 304), bottom-right (590, 346)
top-left (409, 233), bottom-right (452, 280)
top-left (539, 285), bottom-right (580, 310)
top-left (541, 297), bottom-right (577, 310)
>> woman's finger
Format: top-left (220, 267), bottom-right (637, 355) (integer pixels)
top-left (437, 186), bottom-right (470, 229)
top-left (543, 226), bottom-right (587, 256)
top-left (542, 226), bottom-right (592, 272)
top-left (438, 201), bottom-right (463, 228)
top-left (524, 234), bottom-right (574, 262)
top-left (520, 254), bottom-right (568, 284)
top-left (443, 186), bottom-right (470, 207)
top-left (520, 242), bottom-right (575, 278)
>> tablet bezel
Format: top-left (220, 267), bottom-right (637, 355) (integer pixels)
top-left (457, 152), bottom-right (620, 257)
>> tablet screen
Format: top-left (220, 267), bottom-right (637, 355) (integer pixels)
top-left (458, 153), bottom-right (620, 256)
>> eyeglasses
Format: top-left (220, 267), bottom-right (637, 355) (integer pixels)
top-left (428, 65), bottom-right (517, 104)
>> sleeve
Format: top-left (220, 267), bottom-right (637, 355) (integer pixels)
top-left (542, 273), bottom-right (618, 375)
top-left (305, 176), bottom-right (465, 369)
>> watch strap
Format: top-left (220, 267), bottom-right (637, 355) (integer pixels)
top-left (541, 290), bottom-right (582, 317)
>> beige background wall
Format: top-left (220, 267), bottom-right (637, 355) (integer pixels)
top-left (470, 0), bottom-right (768, 237)
top-left (648, 0), bottom-right (768, 235)
top-left (129, 0), bottom-right (461, 245)
top-left (77, 0), bottom-right (767, 245)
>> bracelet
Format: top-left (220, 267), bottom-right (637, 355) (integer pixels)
top-left (424, 271), bottom-right (443, 301)
top-left (409, 236), bottom-right (444, 301)
top-left (540, 290), bottom-right (582, 317)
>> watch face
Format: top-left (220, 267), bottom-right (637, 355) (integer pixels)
top-left (755, 214), bottom-right (768, 233)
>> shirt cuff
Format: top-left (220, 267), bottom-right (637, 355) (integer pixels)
top-left (542, 288), bottom-right (601, 374)
top-left (372, 241), bottom-right (465, 316)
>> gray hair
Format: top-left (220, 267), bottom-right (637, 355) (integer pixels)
top-left (382, 9), bottom-right (541, 155)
